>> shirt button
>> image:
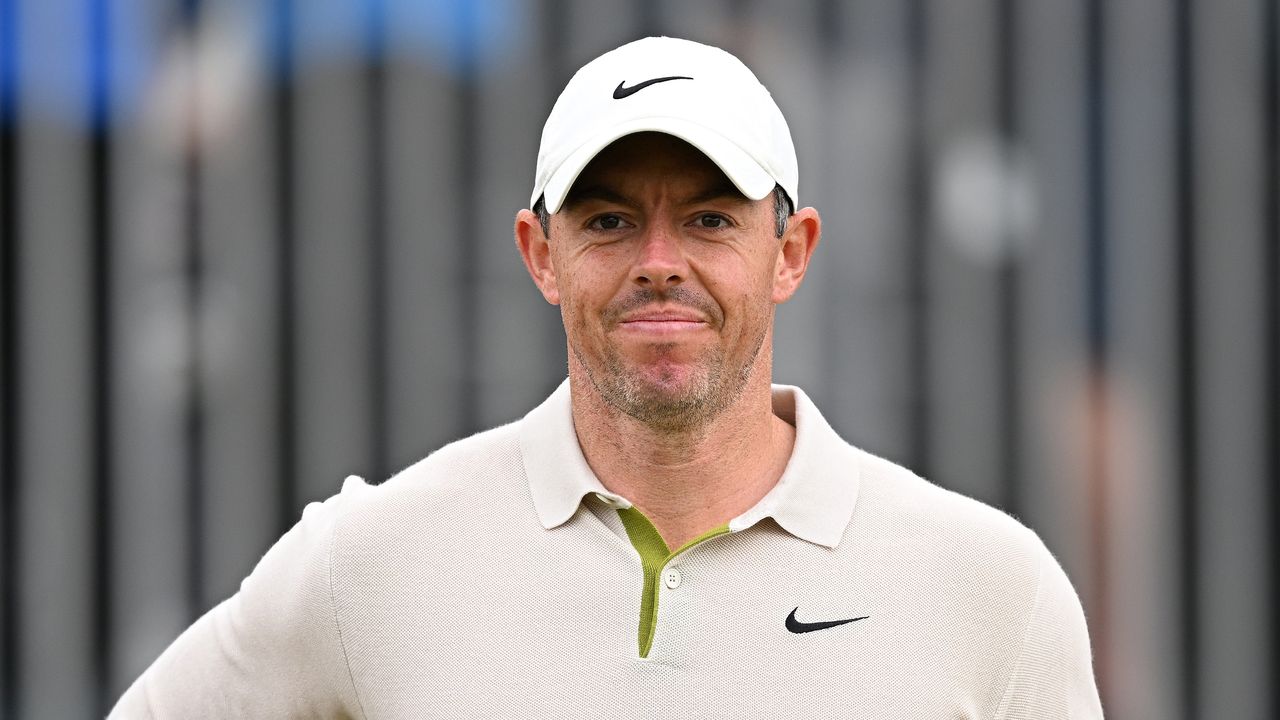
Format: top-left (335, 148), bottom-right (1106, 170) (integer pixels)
top-left (663, 568), bottom-right (682, 589)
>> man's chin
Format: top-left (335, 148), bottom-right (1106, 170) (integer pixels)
top-left (572, 343), bottom-right (731, 427)
top-left (626, 361), bottom-right (707, 396)
top-left (605, 364), bottom-right (721, 427)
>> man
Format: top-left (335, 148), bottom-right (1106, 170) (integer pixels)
top-left (113, 37), bottom-right (1103, 718)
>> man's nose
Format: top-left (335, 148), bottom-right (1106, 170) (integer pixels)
top-left (633, 223), bottom-right (686, 291)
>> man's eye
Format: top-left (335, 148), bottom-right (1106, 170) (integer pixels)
top-left (591, 214), bottom-right (626, 230)
top-left (698, 214), bottom-right (727, 228)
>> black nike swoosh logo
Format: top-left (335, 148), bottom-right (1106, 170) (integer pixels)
top-left (613, 76), bottom-right (693, 99)
top-left (785, 607), bottom-right (869, 634)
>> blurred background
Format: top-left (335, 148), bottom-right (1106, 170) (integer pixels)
top-left (0, 0), bottom-right (1276, 717)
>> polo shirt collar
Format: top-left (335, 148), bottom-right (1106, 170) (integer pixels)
top-left (520, 381), bottom-right (632, 530)
top-left (725, 384), bottom-right (862, 548)
top-left (519, 379), bottom-right (861, 549)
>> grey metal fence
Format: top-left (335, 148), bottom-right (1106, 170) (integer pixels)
top-left (1, 0), bottom-right (1276, 718)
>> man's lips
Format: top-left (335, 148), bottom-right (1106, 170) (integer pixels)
top-left (619, 320), bottom-right (706, 333)
top-left (615, 309), bottom-right (709, 334)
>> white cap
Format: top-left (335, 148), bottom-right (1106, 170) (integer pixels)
top-left (531, 36), bottom-right (798, 214)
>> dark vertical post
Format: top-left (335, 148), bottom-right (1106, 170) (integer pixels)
top-left (0, 0), bottom-right (18, 715)
top-left (904, 0), bottom-right (931, 477)
top-left (539, 0), bottom-right (568, 386)
top-left (365, 0), bottom-right (389, 482)
top-left (455, 2), bottom-right (479, 435)
top-left (1263, 0), bottom-right (1278, 715)
top-left (1083, 0), bottom-right (1109, 365)
top-left (541, 0), bottom-right (568, 135)
top-left (726, 0), bottom-right (751, 57)
top-left (637, 0), bottom-right (661, 37)
top-left (1082, 0), bottom-right (1113, 709)
top-left (1082, 0), bottom-right (1109, 394)
top-left (270, 0), bottom-right (298, 531)
top-left (1172, 0), bottom-right (1200, 716)
top-left (180, 0), bottom-right (206, 619)
top-left (816, 0), bottom-right (842, 413)
top-left (994, 0), bottom-right (1021, 518)
top-left (817, 0), bottom-right (841, 142)
top-left (538, 0), bottom-right (570, 171)
top-left (87, 0), bottom-right (113, 711)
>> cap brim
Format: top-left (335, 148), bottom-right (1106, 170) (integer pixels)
top-left (537, 117), bottom-right (777, 214)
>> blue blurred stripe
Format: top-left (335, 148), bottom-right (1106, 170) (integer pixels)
top-left (7, 0), bottom-right (524, 127)
top-left (9, 0), bottom-right (152, 127)
top-left (268, 0), bottom-right (293, 78)
top-left (0, 0), bottom-right (15, 122)
top-left (87, 0), bottom-right (108, 127)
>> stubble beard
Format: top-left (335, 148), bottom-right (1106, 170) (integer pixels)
top-left (568, 289), bottom-right (771, 434)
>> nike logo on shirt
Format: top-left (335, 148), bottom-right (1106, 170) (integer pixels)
top-left (785, 607), bottom-right (869, 634)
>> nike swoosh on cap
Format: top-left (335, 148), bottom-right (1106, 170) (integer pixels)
top-left (612, 75), bottom-right (693, 99)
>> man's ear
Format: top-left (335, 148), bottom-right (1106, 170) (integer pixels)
top-left (772, 206), bottom-right (821, 304)
top-left (515, 209), bottom-right (561, 305)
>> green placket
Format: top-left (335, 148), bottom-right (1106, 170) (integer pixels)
top-left (616, 506), bottom-right (731, 658)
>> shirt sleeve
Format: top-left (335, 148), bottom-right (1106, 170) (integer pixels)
top-left (108, 477), bottom-right (369, 720)
top-left (992, 539), bottom-right (1105, 719)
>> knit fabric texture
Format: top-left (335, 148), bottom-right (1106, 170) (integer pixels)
top-left (111, 380), bottom-right (1104, 719)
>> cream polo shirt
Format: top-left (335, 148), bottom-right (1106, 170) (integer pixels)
top-left (112, 381), bottom-right (1103, 719)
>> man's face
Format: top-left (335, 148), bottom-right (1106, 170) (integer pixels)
top-left (539, 133), bottom-right (791, 430)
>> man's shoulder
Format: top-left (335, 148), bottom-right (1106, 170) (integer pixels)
top-left (316, 420), bottom-right (531, 537)
top-left (389, 420), bottom-right (526, 492)
top-left (841, 446), bottom-right (1074, 653)
top-left (847, 445), bottom-right (1051, 579)
top-left (790, 385), bottom-right (1045, 568)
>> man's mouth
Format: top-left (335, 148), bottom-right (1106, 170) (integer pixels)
top-left (617, 308), bottom-right (708, 334)
top-left (619, 319), bottom-right (706, 333)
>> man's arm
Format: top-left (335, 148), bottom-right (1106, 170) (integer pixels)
top-left (110, 479), bottom-right (367, 719)
top-left (992, 538), bottom-right (1105, 719)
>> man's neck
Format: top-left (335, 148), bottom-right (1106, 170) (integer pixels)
top-left (569, 367), bottom-right (796, 551)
